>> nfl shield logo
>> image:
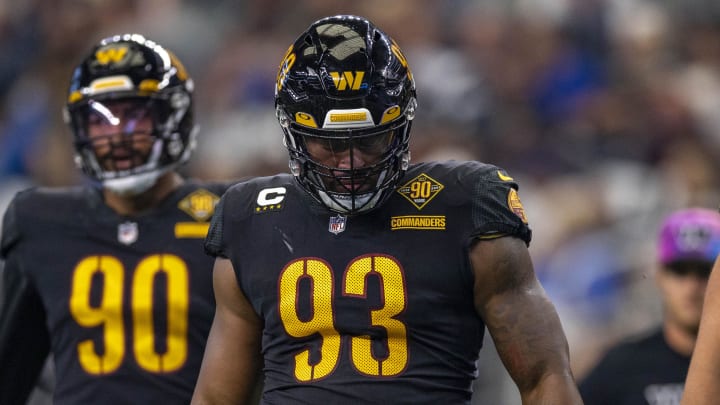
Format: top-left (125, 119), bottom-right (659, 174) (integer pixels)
top-left (118, 221), bottom-right (139, 245)
top-left (328, 214), bottom-right (347, 235)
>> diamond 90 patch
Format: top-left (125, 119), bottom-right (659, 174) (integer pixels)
top-left (178, 189), bottom-right (220, 221)
top-left (397, 173), bottom-right (444, 210)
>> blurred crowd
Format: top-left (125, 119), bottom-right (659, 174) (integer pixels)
top-left (2, 0), bottom-right (720, 400)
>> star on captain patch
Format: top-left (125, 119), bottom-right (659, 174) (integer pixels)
top-left (118, 221), bottom-right (139, 245)
top-left (328, 214), bottom-right (347, 235)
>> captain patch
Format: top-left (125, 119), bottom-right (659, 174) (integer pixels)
top-left (255, 187), bottom-right (286, 213)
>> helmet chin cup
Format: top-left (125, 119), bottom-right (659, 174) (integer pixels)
top-left (103, 170), bottom-right (163, 196)
top-left (317, 189), bottom-right (382, 215)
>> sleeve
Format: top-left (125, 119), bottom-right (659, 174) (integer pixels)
top-left (0, 199), bottom-right (51, 404)
top-left (469, 165), bottom-right (532, 245)
top-left (204, 194), bottom-right (228, 259)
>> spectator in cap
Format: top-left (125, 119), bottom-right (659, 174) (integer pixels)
top-left (579, 208), bottom-right (720, 405)
top-left (682, 218), bottom-right (720, 404)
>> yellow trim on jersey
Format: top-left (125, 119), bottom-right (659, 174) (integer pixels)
top-left (497, 170), bottom-right (514, 181)
top-left (477, 233), bottom-right (508, 240)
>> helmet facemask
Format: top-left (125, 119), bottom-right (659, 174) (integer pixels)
top-left (69, 93), bottom-right (194, 196)
top-left (279, 100), bottom-right (415, 214)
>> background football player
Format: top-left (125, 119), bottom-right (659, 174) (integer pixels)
top-left (0, 34), bottom-right (235, 404)
top-left (192, 15), bottom-right (582, 404)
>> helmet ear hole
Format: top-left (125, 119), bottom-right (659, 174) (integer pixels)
top-left (275, 15), bottom-right (417, 215)
top-left (401, 152), bottom-right (410, 171)
top-left (73, 155), bottom-right (83, 170)
top-left (170, 91), bottom-right (190, 110)
top-left (277, 108), bottom-right (291, 128)
top-left (289, 159), bottom-right (301, 176)
top-left (167, 135), bottom-right (183, 157)
top-left (406, 97), bottom-right (417, 121)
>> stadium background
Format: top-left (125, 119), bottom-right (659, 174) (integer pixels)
top-left (2, 0), bottom-right (720, 402)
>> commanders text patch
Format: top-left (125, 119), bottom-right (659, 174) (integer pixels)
top-left (391, 215), bottom-right (446, 231)
top-left (174, 223), bottom-right (210, 239)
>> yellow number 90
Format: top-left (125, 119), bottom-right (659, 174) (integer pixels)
top-left (69, 254), bottom-right (189, 375)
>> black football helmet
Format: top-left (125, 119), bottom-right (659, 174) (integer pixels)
top-left (275, 15), bottom-right (417, 215)
top-left (65, 33), bottom-right (195, 195)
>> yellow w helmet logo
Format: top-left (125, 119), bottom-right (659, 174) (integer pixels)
top-left (95, 46), bottom-right (129, 65)
top-left (329, 71), bottom-right (365, 91)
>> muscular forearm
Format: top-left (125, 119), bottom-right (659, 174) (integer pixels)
top-left (495, 314), bottom-right (583, 405)
top-left (683, 322), bottom-right (720, 404)
top-left (681, 258), bottom-right (720, 404)
top-left (521, 372), bottom-right (583, 405)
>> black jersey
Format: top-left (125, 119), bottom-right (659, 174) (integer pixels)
top-left (205, 161), bottom-right (532, 404)
top-left (579, 328), bottom-right (689, 405)
top-left (0, 181), bottom-right (229, 405)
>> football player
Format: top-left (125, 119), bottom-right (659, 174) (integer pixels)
top-left (0, 34), bottom-right (233, 404)
top-left (192, 15), bottom-right (582, 404)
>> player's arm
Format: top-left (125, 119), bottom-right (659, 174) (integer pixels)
top-left (682, 255), bottom-right (720, 405)
top-left (0, 255), bottom-right (51, 405)
top-left (191, 258), bottom-right (263, 405)
top-left (471, 236), bottom-right (582, 404)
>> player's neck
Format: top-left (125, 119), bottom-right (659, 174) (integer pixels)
top-left (103, 172), bottom-right (184, 216)
top-left (663, 320), bottom-right (697, 357)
